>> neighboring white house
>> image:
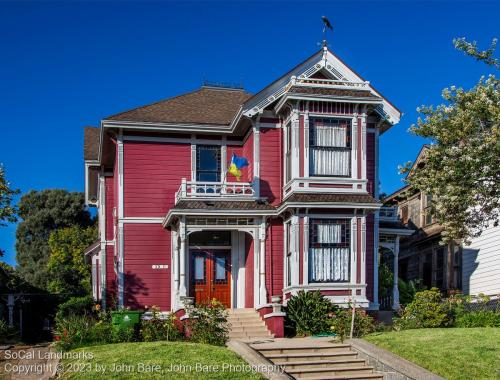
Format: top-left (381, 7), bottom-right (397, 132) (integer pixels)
top-left (462, 221), bottom-right (500, 297)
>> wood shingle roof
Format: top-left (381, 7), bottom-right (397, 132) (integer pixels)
top-left (105, 87), bottom-right (252, 125)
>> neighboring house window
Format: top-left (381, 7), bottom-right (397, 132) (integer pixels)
top-left (309, 118), bottom-right (351, 177)
top-left (196, 145), bottom-right (221, 182)
top-left (424, 194), bottom-right (435, 226)
top-left (407, 196), bottom-right (421, 228)
top-left (309, 219), bottom-right (350, 282)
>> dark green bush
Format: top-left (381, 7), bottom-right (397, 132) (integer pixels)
top-left (140, 306), bottom-right (182, 342)
top-left (56, 295), bottom-right (95, 322)
top-left (455, 311), bottom-right (500, 328)
top-left (330, 308), bottom-right (376, 342)
top-left (185, 300), bottom-right (229, 346)
top-left (0, 319), bottom-right (18, 343)
top-left (286, 290), bottom-right (336, 336)
top-left (394, 288), bottom-right (453, 330)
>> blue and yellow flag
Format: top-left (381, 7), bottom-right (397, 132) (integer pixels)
top-left (228, 153), bottom-right (249, 181)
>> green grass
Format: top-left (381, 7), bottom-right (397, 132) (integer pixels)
top-left (60, 341), bottom-right (264, 380)
top-left (364, 328), bottom-right (500, 380)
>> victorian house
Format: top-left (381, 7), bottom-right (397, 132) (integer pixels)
top-left (83, 46), bottom-right (401, 336)
top-left (383, 146), bottom-right (500, 299)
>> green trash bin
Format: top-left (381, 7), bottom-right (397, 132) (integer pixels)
top-left (111, 310), bottom-right (143, 330)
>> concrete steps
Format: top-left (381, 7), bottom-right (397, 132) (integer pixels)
top-left (227, 308), bottom-right (273, 340)
top-left (251, 340), bottom-right (384, 380)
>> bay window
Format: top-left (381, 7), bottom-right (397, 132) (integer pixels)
top-left (309, 219), bottom-right (350, 282)
top-left (309, 118), bottom-right (351, 177)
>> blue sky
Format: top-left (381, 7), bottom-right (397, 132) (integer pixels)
top-left (0, 1), bottom-right (498, 266)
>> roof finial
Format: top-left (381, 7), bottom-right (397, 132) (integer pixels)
top-left (321, 16), bottom-right (333, 48)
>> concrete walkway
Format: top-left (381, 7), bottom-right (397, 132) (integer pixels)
top-left (0, 345), bottom-right (59, 380)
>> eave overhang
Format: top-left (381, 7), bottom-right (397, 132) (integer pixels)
top-left (379, 228), bottom-right (415, 236)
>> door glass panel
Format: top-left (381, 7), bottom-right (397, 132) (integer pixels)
top-left (215, 256), bottom-right (226, 280)
top-left (194, 256), bottom-right (205, 283)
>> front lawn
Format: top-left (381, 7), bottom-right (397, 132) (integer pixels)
top-left (59, 341), bottom-right (263, 380)
top-left (364, 328), bottom-right (500, 380)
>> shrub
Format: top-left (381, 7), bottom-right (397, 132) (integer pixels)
top-left (394, 288), bottom-right (453, 330)
top-left (185, 299), bottom-right (229, 346)
top-left (141, 306), bottom-right (182, 342)
top-left (88, 320), bottom-right (114, 343)
top-left (330, 308), bottom-right (375, 342)
top-left (111, 325), bottom-right (137, 343)
top-left (455, 311), bottom-right (500, 328)
top-left (56, 295), bottom-right (95, 322)
top-left (54, 315), bottom-right (94, 351)
top-left (0, 319), bottom-right (17, 343)
top-left (286, 290), bottom-right (336, 336)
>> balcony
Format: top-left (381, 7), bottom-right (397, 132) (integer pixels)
top-left (379, 206), bottom-right (399, 221)
top-left (175, 178), bottom-right (255, 204)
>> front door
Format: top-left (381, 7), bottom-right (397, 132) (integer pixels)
top-left (190, 249), bottom-right (231, 307)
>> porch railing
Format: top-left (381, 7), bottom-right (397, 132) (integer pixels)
top-left (379, 206), bottom-right (399, 221)
top-left (175, 178), bottom-right (255, 203)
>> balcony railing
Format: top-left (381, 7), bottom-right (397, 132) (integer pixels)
top-left (379, 206), bottom-right (399, 221)
top-left (175, 178), bottom-right (255, 204)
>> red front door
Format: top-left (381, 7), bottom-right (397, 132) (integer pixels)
top-left (190, 249), bottom-right (231, 308)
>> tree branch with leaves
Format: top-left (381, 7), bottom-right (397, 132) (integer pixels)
top-left (401, 38), bottom-right (500, 243)
top-left (0, 164), bottom-right (19, 257)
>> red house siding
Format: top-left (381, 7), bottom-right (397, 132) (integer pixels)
top-left (123, 224), bottom-right (171, 310)
top-left (366, 130), bottom-right (376, 197)
top-left (242, 133), bottom-right (254, 183)
top-left (266, 219), bottom-right (284, 302)
top-left (245, 233), bottom-right (254, 308)
top-left (260, 128), bottom-right (282, 205)
top-left (123, 141), bottom-right (191, 217)
top-left (366, 214), bottom-right (374, 302)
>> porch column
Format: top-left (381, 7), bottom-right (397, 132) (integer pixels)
top-left (172, 229), bottom-right (180, 310)
top-left (259, 218), bottom-right (268, 305)
top-left (179, 218), bottom-right (187, 301)
top-left (392, 235), bottom-right (400, 310)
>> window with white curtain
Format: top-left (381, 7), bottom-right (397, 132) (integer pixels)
top-left (309, 118), bottom-right (351, 177)
top-left (309, 219), bottom-right (350, 282)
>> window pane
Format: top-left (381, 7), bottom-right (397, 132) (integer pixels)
top-left (196, 145), bottom-right (221, 182)
top-left (309, 119), bottom-right (351, 177)
top-left (194, 256), bottom-right (205, 280)
top-left (309, 219), bottom-right (350, 282)
top-left (215, 256), bottom-right (226, 280)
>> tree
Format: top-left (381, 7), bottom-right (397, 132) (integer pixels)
top-left (47, 225), bottom-right (97, 296)
top-left (15, 190), bottom-right (93, 289)
top-left (0, 164), bottom-right (19, 257)
top-left (401, 38), bottom-right (500, 243)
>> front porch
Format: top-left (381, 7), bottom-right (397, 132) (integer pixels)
top-left (169, 216), bottom-right (271, 312)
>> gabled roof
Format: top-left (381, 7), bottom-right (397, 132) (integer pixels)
top-left (104, 87), bottom-right (252, 126)
top-left (242, 47), bottom-right (401, 127)
top-left (84, 126), bottom-right (100, 161)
